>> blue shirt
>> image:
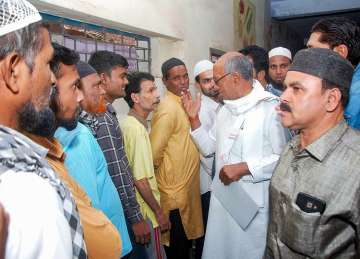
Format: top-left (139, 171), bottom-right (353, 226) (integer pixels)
top-left (345, 64), bottom-right (360, 129)
top-left (55, 123), bottom-right (132, 256)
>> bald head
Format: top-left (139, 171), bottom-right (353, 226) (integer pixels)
top-left (213, 51), bottom-right (254, 100)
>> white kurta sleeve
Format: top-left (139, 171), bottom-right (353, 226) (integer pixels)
top-left (190, 122), bottom-right (216, 157)
top-left (0, 172), bottom-right (72, 259)
top-left (246, 109), bottom-right (288, 183)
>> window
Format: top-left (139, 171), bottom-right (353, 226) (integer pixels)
top-left (42, 13), bottom-right (151, 72)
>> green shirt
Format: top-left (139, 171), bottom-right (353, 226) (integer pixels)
top-left (266, 120), bottom-right (360, 258)
top-left (121, 115), bottom-right (160, 228)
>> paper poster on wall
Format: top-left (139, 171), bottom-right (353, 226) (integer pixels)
top-left (234, 0), bottom-right (256, 49)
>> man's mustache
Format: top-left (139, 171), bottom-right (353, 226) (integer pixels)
top-left (279, 102), bottom-right (292, 112)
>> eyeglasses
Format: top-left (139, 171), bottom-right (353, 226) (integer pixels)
top-left (214, 72), bottom-right (231, 84)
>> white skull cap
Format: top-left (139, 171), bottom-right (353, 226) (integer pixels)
top-left (268, 47), bottom-right (292, 60)
top-left (0, 0), bottom-right (42, 37)
top-left (194, 60), bottom-right (213, 78)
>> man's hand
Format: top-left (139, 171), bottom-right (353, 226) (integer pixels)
top-left (132, 220), bottom-right (151, 244)
top-left (0, 203), bottom-right (9, 259)
top-left (155, 209), bottom-right (171, 232)
top-left (181, 91), bottom-right (202, 130)
top-left (181, 91), bottom-right (201, 119)
top-left (219, 163), bottom-right (250, 185)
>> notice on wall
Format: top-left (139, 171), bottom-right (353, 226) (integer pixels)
top-left (234, 0), bottom-right (256, 49)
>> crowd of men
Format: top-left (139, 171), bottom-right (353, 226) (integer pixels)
top-left (0, 0), bottom-right (360, 259)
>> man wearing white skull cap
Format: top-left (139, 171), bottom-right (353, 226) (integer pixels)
top-left (0, 0), bottom-right (87, 258)
top-left (192, 59), bottom-right (221, 259)
top-left (267, 47), bottom-right (292, 97)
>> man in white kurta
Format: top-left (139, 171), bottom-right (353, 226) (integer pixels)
top-left (182, 52), bottom-right (289, 259)
top-left (193, 60), bottom-right (221, 259)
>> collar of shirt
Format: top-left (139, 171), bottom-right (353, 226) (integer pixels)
top-left (223, 80), bottom-right (275, 115)
top-left (166, 90), bottom-right (182, 104)
top-left (1, 126), bottom-right (48, 158)
top-left (79, 110), bottom-right (100, 136)
top-left (290, 120), bottom-right (348, 161)
top-left (202, 95), bottom-right (219, 110)
top-left (24, 133), bottom-right (66, 162)
top-left (128, 109), bottom-right (148, 130)
top-left (107, 103), bottom-right (117, 116)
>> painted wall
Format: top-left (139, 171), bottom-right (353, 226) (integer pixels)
top-left (31, 0), bottom-right (266, 118)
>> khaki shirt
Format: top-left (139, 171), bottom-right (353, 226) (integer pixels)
top-left (27, 134), bottom-right (122, 259)
top-left (265, 120), bottom-right (360, 258)
top-left (150, 90), bottom-right (203, 240)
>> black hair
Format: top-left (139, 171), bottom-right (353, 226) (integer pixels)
top-left (311, 17), bottom-right (360, 66)
top-left (50, 42), bottom-right (80, 78)
top-left (124, 72), bottom-right (155, 108)
top-left (161, 57), bottom-right (185, 79)
top-left (0, 22), bottom-right (46, 71)
top-left (195, 75), bottom-right (200, 83)
top-left (239, 45), bottom-right (269, 76)
top-left (88, 50), bottom-right (129, 76)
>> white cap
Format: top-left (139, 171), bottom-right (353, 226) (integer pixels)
top-left (268, 47), bottom-right (292, 60)
top-left (194, 60), bottom-right (213, 78)
top-left (0, 0), bottom-right (42, 37)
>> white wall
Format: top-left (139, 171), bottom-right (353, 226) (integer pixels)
top-left (31, 0), bottom-right (266, 118)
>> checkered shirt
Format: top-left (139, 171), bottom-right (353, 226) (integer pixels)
top-left (95, 103), bottom-right (143, 224)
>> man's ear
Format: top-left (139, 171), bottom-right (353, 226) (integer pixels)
top-left (1, 52), bottom-right (23, 93)
top-left (99, 72), bottom-right (108, 87)
top-left (131, 92), bottom-right (140, 104)
top-left (325, 88), bottom-right (342, 112)
top-left (162, 76), bottom-right (167, 85)
top-left (195, 81), bottom-right (201, 91)
top-left (257, 70), bottom-right (266, 81)
top-left (232, 72), bottom-right (241, 83)
top-left (333, 44), bottom-right (349, 60)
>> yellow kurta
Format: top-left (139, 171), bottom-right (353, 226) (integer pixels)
top-left (26, 134), bottom-right (122, 259)
top-left (150, 90), bottom-right (203, 240)
top-left (121, 115), bottom-right (161, 228)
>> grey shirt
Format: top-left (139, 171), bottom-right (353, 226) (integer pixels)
top-left (265, 120), bottom-right (360, 259)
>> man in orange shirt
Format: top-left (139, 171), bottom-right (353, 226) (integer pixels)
top-left (25, 43), bottom-right (122, 259)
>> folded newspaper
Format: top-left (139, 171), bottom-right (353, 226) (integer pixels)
top-left (212, 177), bottom-right (259, 230)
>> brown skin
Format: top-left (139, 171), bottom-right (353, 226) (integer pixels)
top-left (55, 64), bottom-right (83, 121)
top-left (0, 203), bottom-right (9, 259)
top-left (0, 27), bottom-right (55, 129)
top-left (277, 71), bottom-right (344, 149)
top-left (182, 52), bottom-right (252, 186)
top-left (100, 66), bottom-right (129, 103)
top-left (163, 65), bottom-right (189, 97)
top-left (307, 32), bottom-right (349, 61)
top-left (268, 56), bottom-right (291, 86)
top-left (130, 80), bottom-right (171, 232)
top-left (196, 69), bottom-right (220, 102)
top-left (79, 73), bottom-right (106, 114)
top-left (0, 27), bottom-right (54, 258)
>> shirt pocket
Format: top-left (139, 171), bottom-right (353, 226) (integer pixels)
top-left (279, 201), bottom-right (321, 256)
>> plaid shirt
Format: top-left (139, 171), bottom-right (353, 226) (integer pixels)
top-left (0, 126), bottom-right (87, 258)
top-left (95, 104), bottom-right (143, 224)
